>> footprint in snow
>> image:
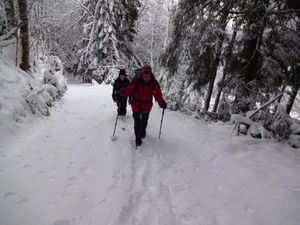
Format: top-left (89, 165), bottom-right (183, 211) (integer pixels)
top-left (68, 176), bottom-right (78, 182)
top-left (175, 169), bottom-right (184, 174)
top-left (4, 192), bottom-right (16, 199)
top-left (16, 198), bottom-right (27, 205)
top-left (288, 186), bottom-right (300, 192)
top-left (244, 206), bottom-right (256, 214)
top-left (81, 194), bottom-right (89, 200)
top-left (65, 183), bottom-right (75, 188)
top-left (52, 220), bottom-right (70, 225)
top-left (37, 170), bottom-right (45, 174)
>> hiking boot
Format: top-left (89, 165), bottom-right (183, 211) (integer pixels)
top-left (136, 138), bottom-right (142, 147)
top-left (140, 130), bottom-right (146, 139)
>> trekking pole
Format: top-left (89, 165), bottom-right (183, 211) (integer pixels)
top-left (112, 112), bottom-right (119, 137)
top-left (158, 109), bottom-right (165, 139)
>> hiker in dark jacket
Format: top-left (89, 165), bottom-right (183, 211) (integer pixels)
top-left (123, 64), bottom-right (167, 146)
top-left (112, 69), bottom-right (130, 116)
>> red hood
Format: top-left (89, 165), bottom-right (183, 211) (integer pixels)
top-left (139, 64), bottom-right (155, 80)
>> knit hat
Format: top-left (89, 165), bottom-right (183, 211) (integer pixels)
top-left (119, 69), bottom-right (126, 76)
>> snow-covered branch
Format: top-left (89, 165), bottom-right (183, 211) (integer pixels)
top-left (71, 0), bottom-right (94, 17)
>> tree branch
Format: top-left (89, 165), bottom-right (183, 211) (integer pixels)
top-left (226, 8), bottom-right (300, 15)
top-left (71, 0), bottom-right (94, 18)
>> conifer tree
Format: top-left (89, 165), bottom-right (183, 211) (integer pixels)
top-left (161, 0), bottom-right (300, 117)
top-left (78, 0), bottom-right (140, 83)
top-left (4, 0), bottom-right (17, 32)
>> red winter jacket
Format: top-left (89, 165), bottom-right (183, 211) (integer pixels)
top-left (124, 73), bottom-right (165, 113)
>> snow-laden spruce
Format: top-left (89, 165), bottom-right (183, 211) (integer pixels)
top-left (77, 0), bottom-right (141, 83)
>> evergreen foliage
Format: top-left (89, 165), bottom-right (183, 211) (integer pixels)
top-left (0, 1), bottom-right (6, 35)
top-left (77, 0), bottom-right (141, 83)
top-left (161, 0), bottom-right (300, 116)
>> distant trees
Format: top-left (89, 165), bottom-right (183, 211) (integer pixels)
top-left (4, 0), bottom-right (17, 32)
top-left (133, 0), bottom-right (173, 72)
top-left (29, 0), bottom-right (83, 71)
top-left (0, 0), bottom-right (30, 71)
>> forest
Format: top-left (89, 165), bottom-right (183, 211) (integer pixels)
top-left (1, 1), bottom-right (300, 225)
top-left (1, 0), bottom-right (300, 145)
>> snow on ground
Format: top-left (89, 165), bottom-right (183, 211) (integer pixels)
top-left (1, 83), bottom-right (300, 225)
top-left (0, 52), bottom-right (33, 137)
top-left (0, 47), bottom-right (66, 139)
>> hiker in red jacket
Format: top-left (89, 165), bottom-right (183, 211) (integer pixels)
top-left (124, 64), bottom-right (167, 146)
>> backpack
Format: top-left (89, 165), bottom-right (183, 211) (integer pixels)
top-left (129, 76), bottom-right (158, 104)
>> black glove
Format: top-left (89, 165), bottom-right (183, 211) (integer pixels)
top-left (160, 101), bottom-right (167, 109)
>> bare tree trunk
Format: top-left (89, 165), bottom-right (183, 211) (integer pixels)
top-left (234, 2), bottom-right (268, 113)
top-left (203, 5), bottom-right (230, 112)
top-left (15, 32), bottom-right (19, 67)
top-left (286, 82), bottom-right (300, 115)
top-left (150, 16), bottom-right (154, 68)
top-left (4, 0), bottom-right (17, 31)
top-left (18, 0), bottom-right (30, 71)
top-left (163, 0), bottom-right (173, 50)
top-left (212, 29), bottom-right (237, 113)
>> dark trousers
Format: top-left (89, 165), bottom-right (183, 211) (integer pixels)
top-left (117, 96), bottom-right (128, 115)
top-left (133, 112), bottom-right (149, 141)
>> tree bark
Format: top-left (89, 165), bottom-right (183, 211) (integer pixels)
top-left (286, 82), bottom-right (300, 115)
top-left (4, 0), bottom-right (17, 31)
top-left (18, 0), bottom-right (30, 71)
top-left (234, 2), bottom-right (268, 113)
top-left (203, 6), bottom-right (230, 112)
top-left (212, 28), bottom-right (237, 113)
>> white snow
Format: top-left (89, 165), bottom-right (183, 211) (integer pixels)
top-left (1, 83), bottom-right (300, 225)
top-left (0, 46), bottom-right (67, 137)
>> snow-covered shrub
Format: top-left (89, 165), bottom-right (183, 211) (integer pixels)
top-left (271, 117), bottom-right (292, 141)
top-left (43, 56), bottom-right (67, 96)
top-left (43, 84), bottom-right (59, 101)
top-left (290, 119), bottom-right (300, 135)
top-left (159, 68), bottom-right (204, 113)
top-left (48, 55), bottom-right (64, 73)
top-left (26, 91), bottom-right (50, 116)
top-left (288, 119), bottom-right (300, 148)
top-left (261, 103), bottom-right (292, 141)
top-left (217, 96), bottom-right (231, 121)
top-left (231, 114), bottom-right (272, 139)
top-left (231, 100), bottom-right (294, 144)
top-left (26, 55), bottom-right (67, 116)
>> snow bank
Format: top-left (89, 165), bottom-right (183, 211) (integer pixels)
top-left (0, 46), bottom-right (67, 138)
top-left (288, 119), bottom-right (300, 148)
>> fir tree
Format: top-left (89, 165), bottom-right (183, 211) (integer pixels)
top-left (78, 0), bottom-right (140, 83)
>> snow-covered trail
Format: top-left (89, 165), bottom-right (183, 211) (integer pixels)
top-left (1, 83), bottom-right (300, 225)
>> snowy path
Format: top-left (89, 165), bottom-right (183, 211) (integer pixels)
top-left (1, 84), bottom-right (300, 225)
